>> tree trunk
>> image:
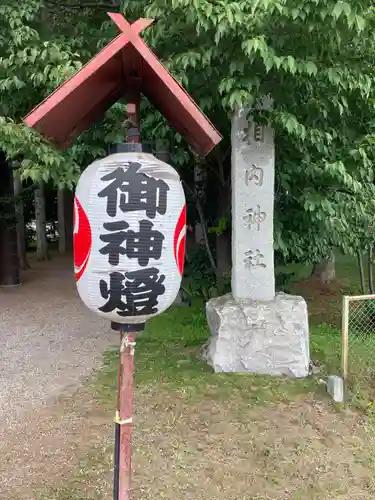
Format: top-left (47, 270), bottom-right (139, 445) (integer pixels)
top-left (357, 250), bottom-right (365, 294)
top-left (0, 220), bottom-right (19, 286)
top-left (64, 189), bottom-right (74, 252)
top-left (368, 246), bottom-right (374, 294)
top-left (13, 171), bottom-right (29, 269)
top-left (57, 187), bottom-right (66, 253)
top-left (182, 178), bottom-right (217, 274)
top-left (194, 163), bottom-right (207, 245)
top-left (196, 197), bottom-right (217, 274)
top-left (216, 233), bottom-right (231, 278)
top-left (311, 250), bottom-right (336, 283)
top-left (35, 181), bottom-right (49, 261)
top-left (215, 187), bottom-right (231, 279)
top-left (57, 188), bottom-right (74, 253)
top-left (0, 156), bottom-right (20, 286)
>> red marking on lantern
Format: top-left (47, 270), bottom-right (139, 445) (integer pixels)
top-left (73, 197), bottom-right (92, 281)
top-left (174, 205), bottom-right (186, 276)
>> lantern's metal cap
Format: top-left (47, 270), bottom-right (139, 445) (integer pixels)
top-left (108, 142), bottom-right (153, 155)
top-left (111, 321), bottom-right (145, 332)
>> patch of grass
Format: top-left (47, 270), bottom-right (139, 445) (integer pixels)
top-left (91, 302), bottom-right (321, 413)
top-left (97, 269), bottom-right (375, 416)
top-left (284, 252), bottom-right (375, 412)
top-left (310, 321), bottom-right (375, 413)
top-left (346, 336), bottom-right (375, 412)
top-left (310, 323), bottom-right (342, 374)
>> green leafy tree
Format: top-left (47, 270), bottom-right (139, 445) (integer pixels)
top-left (0, 1), bottom-right (81, 185)
top-left (3, 0), bottom-right (375, 278)
top-left (116, 0), bottom-right (375, 271)
top-left (0, 0), bottom-right (125, 186)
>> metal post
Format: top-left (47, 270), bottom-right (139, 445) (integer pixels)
top-left (115, 332), bottom-right (136, 500)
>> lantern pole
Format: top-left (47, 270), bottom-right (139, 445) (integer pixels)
top-left (113, 83), bottom-right (143, 500)
top-left (113, 322), bottom-right (144, 500)
top-left (124, 79), bottom-right (141, 144)
top-left (118, 329), bottom-right (136, 500)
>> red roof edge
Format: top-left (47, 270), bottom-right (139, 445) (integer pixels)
top-left (23, 14), bottom-right (222, 157)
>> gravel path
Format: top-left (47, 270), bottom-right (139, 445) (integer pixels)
top-left (0, 255), bottom-right (115, 439)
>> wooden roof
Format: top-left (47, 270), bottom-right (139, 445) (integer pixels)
top-left (24, 13), bottom-right (222, 156)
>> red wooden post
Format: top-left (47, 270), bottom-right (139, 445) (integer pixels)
top-left (116, 332), bottom-right (136, 500)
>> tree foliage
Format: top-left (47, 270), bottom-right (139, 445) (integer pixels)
top-left (0, 1), bottom-right (80, 185)
top-left (119, 0), bottom-right (375, 262)
top-left (0, 0), bottom-right (123, 187)
top-left (2, 0), bottom-right (375, 265)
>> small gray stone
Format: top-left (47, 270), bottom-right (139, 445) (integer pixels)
top-left (326, 375), bottom-right (344, 403)
top-left (205, 292), bottom-right (310, 378)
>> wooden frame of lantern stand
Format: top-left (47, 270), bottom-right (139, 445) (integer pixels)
top-left (23, 12), bottom-right (222, 500)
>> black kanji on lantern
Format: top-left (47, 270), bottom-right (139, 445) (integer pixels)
top-left (99, 268), bottom-right (166, 316)
top-left (99, 220), bottom-right (164, 266)
top-left (98, 163), bottom-right (169, 219)
top-left (99, 221), bottom-right (128, 266)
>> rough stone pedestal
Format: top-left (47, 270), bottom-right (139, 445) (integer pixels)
top-left (205, 293), bottom-right (310, 378)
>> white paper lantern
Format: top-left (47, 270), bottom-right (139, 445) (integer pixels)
top-left (73, 151), bottom-right (186, 325)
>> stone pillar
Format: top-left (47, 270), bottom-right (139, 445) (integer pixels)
top-left (204, 99), bottom-right (310, 378)
top-left (231, 100), bottom-right (275, 301)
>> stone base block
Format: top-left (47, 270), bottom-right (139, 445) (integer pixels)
top-left (205, 293), bottom-right (310, 378)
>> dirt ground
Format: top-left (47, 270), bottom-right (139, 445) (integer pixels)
top-left (131, 390), bottom-right (375, 500)
top-left (0, 255), bottom-right (114, 499)
top-left (0, 388), bottom-right (112, 499)
top-left (0, 254), bottom-right (114, 434)
top-left (3, 384), bottom-right (374, 500)
top-left (2, 381), bottom-right (374, 500)
top-left (1, 257), bottom-right (375, 500)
